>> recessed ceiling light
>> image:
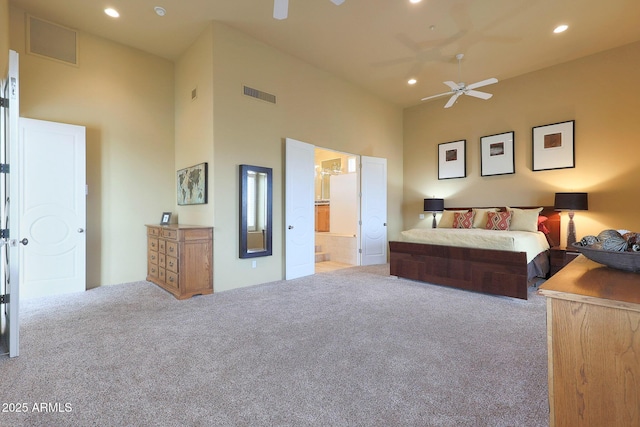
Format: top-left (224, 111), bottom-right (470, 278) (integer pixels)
top-left (154, 6), bottom-right (166, 17)
top-left (104, 8), bottom-right (120, 18)
top-left (408, 78), bottom-right (417, 85)
top-left (410, 0), bottom-right (422, 3)
top-left (554, 24), bottom-right (568, 34)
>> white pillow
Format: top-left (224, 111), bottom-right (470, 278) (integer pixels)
top-left (472, 208), bottom-right (499, 228)
top-left (507, 207), bottom-right (543, 232)
top-left (437, 210), bottom-right (469, 228)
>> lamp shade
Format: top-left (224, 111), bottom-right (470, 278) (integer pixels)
top-left (424, 198), bottom-right (445, 212)
top-left (554, 192), bottom-right (588, 211)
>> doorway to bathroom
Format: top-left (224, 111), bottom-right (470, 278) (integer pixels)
top-left (314, 147), bottom-right (359, 273)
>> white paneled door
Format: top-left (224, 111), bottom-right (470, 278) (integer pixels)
top-left (360, 156), bottom-right (387, 265)
top-left (0, 50), bottom-right (21, 357)
top-left (19, 118), bottom-right (86, 299)
top-left (285, 138), bottom-right (315, 280)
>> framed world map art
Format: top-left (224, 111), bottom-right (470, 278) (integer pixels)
top-left (177, 162), bottom-right (208, 205)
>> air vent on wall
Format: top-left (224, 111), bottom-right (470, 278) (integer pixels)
top-left (243, 85), bottom-right (276, 104)
top-left (27, 15), bottom-right (78, 65)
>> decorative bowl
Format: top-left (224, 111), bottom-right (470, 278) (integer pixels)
top-left (571, 242), bottom-right (640, 273)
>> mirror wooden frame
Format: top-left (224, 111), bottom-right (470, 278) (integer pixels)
top-left (239, 164), bottom-right (273, 258)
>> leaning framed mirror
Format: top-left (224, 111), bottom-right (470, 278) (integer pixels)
top-left (239, 164), bottom-right (273, 258)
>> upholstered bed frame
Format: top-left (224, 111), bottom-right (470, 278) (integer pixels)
top-left (389, 206), bottom-right (560, 300)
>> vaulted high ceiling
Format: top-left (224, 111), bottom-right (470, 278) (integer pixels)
top-left (9, 0), bottom-right (640, 108)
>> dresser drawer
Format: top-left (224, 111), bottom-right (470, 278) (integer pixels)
top-left (166, 241), bottom-right (178, 257)
top-left (158, 253), bottom-right (166, 269)
top-left (166, 256), bottom-right (178, 273)
top-left (159, 268), bottom-right (166, 282)
top-left (148, 250), bottom-right (158, 265)
top-left (148, 237), bottom-right (159, 252)
top-left (148, 263), bottom-right (159, 278)
top-left (148, 227), bottom-right (160, 237)
top-left (166, 271), bottom-right (179, 290)
top-left (162, 228), bottom-right (178, 240)
top-left (158, 239), bottom-right (166, 253)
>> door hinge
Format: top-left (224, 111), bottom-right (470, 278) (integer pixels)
top-left (0, 294), bottom-right (8, 304)
top-left (0, 97), bottom-right (8, 108)
top-left (0, 164), bottom-right (9, 174)
top-left (0, 229), bottom-right (9, 239)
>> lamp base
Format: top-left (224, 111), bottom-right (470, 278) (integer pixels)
top-left (432, 212), bottom-right (437, 228)
top-left (566, 211), bottom-right (577, 247)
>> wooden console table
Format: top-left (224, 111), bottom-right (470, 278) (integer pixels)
top-left (538, 255), bottom-right (640, 427)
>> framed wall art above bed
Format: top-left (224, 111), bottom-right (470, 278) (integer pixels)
top-left (438, 139), bottom-right (466, 179)
top-left (480, 131), bottom-right (515, 176)
top-left (532, 120), bottom-right (575, 171)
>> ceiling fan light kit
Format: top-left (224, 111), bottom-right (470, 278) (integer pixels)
top-left (421, 53), bottom-right (498, 108)
top-left (274, 0), bottom-right (345, 20)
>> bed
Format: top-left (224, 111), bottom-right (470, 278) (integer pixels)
top-left (389, 206), bottom-right (560, 300)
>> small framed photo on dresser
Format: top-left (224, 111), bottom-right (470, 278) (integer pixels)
top-left (160, 212), bottom-right (172, 225)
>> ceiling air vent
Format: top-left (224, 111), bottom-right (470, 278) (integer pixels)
top-left (243, 85), bottom-right (276, 104)
top-left (27, 15), bottom-right (78, 66)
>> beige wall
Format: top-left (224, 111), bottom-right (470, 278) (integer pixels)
top-left (403, 41), bottom-right (640, 244)
top-left (0, 0), bottom-right (8, 76)
top-left (10, 7), bottom-right (175, 288)
top-left (174, 24), bottom-right (214, 227)
top-left (204, 23), bottom-right (403, 291)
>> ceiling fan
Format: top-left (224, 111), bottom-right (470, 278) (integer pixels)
top-left (274, 0), bottom-right (345, 20)
top-left (421, 54), bottom-right (498, 108)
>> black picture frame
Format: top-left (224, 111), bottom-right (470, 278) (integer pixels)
top-left (438, 140), bottom-right (466, 179)
top-left (480, 131), bottom-right (515, 176)
top-left (160, 212), bottom-right (171, 225)
top-left (532, 120), bottom-right (575, 171)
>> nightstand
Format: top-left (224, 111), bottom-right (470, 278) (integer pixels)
top-left (549, 246), bottom-right (580, 276)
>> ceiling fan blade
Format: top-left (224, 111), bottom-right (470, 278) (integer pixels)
top-left (420, 91), bottom-right (453, 102)
top-left (443, 81), bottom-right (459, 90)
top-left (466, 77), bottom-right (498, 90)
top-left (330, 0), bottom-right (346, 4)
top-left (465, 90), bottom-right (493, 100)
top-left (274, 0), bottom-right (288, 20)
top-left (444, 92), bottom-right (462, 108)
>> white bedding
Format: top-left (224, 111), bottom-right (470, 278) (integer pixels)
top-left (398, 228), bottom-right (550, 263)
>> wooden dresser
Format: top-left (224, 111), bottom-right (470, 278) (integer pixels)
top-left (538, 255), bottom-right (640, 427)
top-left (146, 224), bottom-right (213, 299)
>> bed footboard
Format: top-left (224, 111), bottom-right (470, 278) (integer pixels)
top-left (389, 241), bottom-right (530, 299)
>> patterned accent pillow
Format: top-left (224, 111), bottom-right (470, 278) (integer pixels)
top-left (437, 210), bottom-right (469, 228)
top-left (472, 208), bottom-right (499, 228)
top-left (453, 211), bottom-right (475, 229)
top-left (486, 211), bottom-right (512, 230)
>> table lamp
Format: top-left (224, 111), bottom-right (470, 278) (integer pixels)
top-left (554, 192), bottom-right (588, 247)
top-left (424, 198), bottom-right (444, 228)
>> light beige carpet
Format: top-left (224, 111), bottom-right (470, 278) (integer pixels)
top-left (0, 264), bottom-right (548, 426)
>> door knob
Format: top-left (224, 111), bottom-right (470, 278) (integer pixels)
top-left (288, 225), bottom-right (294, 229)
top-left (78, 228), bottom-right (85, 233)
top-left (20, 238), bottom-right (28, 245)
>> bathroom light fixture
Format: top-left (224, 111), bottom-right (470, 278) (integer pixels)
top-left (408, 78), bottom-right (417, 85)
top-left (104, 8), bottom-right (120, 18)
top-left (154, 6), bottom-right (166, 17)
top-left (553, 24), bottom-right (568, 34)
